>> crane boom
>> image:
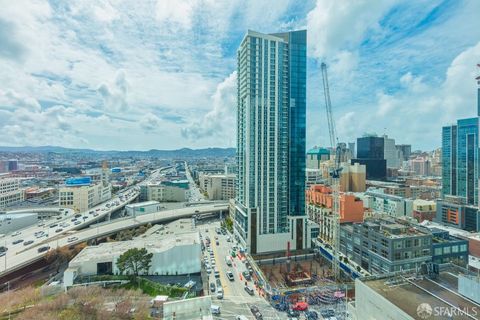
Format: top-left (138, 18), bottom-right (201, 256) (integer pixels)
top-left (321, 62), bottom-right (342, 282)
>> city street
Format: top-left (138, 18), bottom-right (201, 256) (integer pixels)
top-left (185, 163), bottom-right (205, 202)
top-left (199, 221), bottom-right (286, 319)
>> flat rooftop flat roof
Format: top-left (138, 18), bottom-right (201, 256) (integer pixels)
top-left (70, 231), bottom-right (200, 266)
top-left (364, 270), bottom-right (480, 319)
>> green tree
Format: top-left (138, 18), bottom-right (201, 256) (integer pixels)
top-left (116, 248), bottom-right (153, 276)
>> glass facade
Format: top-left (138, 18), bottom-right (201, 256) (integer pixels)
top-left (442, 118), bottom-right (479, 205)
top-left (235, 30), bottom-right (306, 250)
top-left (357, 136), bottom-right (384, 159)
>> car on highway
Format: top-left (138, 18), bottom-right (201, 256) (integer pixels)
top-left (12, 239), bottom-right (24, 245)
top-left (23, 240), bottom-right (34, 246)
top-left (206, 267), bottom-right (211, 274)
top-left (67, 237), bottom-right (78, 242)
top-left (55, 228), bottom-right (63, 233)
top-left (216, 288), bottom-right (223, 299)
top-left (211, 305), bottom-right (221, 315)
top-left (74, 221), bottom-right (81, 225)
top-left (0, 246), bottom-right (8, 252)
top-left (244, 286), bottom-right (254, 295)
top-left (0, 252), bottom-right (5, 257)
top-left (71, 218), bottom-right (77, 222)
top-left (225, 257), bottom-right (232, 266)
top-left (214, 269), bottom-right (220, 278)
top-left (11, 231), bottom-right (21, 237)
top-left (235, 316), bottom-right (249, 320)
top-left (37, 246), bottom-right (50, 253)
top-left (226, 270), bottom-right (234, 281)
top-left (305, 310), bottom-right (318, 320)
top-left (75, 214), bottom-right (82, 218)
top-left (242, 270), bottom-right (252, 281)
top-left (249, 305), bottom-right (263, 319)
top-left (209, 282), bottom-right (216, 293)
top-left (49, 224), bottom-right (58, 228)
top-left (320, 309), bottom-right (335, 318)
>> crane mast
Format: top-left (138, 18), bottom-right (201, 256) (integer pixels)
top-left (321, 62), bottom-right (342, 282)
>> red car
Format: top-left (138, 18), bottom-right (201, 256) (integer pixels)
top-left (292, 301), bottom-right (308, 311)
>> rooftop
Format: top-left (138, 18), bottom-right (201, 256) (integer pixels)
top-left (362, 269), bottom-right (480, 319)
top-left (69, 231), bottom-right (200, 266)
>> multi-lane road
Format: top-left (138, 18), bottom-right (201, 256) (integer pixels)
top-left (200, 222), bottom-right (284, 319)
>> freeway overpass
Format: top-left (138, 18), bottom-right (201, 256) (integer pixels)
top-left (0, 203), bottom-right (228, 278)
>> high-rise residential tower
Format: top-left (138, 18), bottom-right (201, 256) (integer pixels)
top-left (233, 30), bottom-right (308, 254)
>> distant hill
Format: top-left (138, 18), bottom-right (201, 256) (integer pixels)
top-left (0, 145), bottom-right (236, 158)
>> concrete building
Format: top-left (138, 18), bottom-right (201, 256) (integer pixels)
top-left (306, 147), bottom-right (330, 169)
top-left (205, 174), bottom-right (235, 201)
top-left (351, 268), bottom-right (478, 320)
top-left (429, 228), bottom-right (468, 265)
top-left (0, 178), bottom-right (25, 208)
top-left (0, 213), bottom-right (37, 234)
top-left (306, 185), bottom-right (364, 244)
top-left (305, 168), bottom-right (326, 189)
top-left (58, 176), bottom-right (111, 213)
top-left (63, 231), bottom-right (201, 287)
top-left (383, 135), bottom-right (399, 169)
top-left (340, 162), bottom-right (366, 192)
top-left (340, 216), bottom-right (432, 274)
top-left (348, 142), bottom-right (355, 159)
top-left (412, 199), bottom-right (436, 222)
top-left (126, 201), bottom-right (162, 217)
top-left (233, 29), bottom-right (308, 254)
top-left (141, 183), bottom-right (187, 202)
top-left (410, 156), bottom-right (431, 176)
top-left (359, 188), bottom-right (413, 217)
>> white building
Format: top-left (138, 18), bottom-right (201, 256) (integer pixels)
top-left (143, 184), bottom-right (187, 202)
top-left (205, 174), bottom-right (235, 201)
top-left (126, 201), bottom-right (162, 217)
top-left (357, 187), bottom-right (413, 217)
top-left (0, 178), bottom-right (25, 208)
top-left (59, 178), bottom-right (111, 213)
top-left (63, 231), bottom-right (201, 287)
top-left (383, 135), bottom-right (400, 169)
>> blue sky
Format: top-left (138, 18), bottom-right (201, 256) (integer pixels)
top-left (0, 0), bottom-right (479, 151)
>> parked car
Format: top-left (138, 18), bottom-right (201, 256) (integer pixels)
top-left (226, 270), bottom-right (234, 281)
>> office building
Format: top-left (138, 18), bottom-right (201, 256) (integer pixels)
top-left (442, 118), bottom-right (479, 205)
top-left (340, 216), bottom-right (432, 274)
top-left (140, 183), bottom-right (187, 202)
top-left (348, 142), bottom-right (355, 159)
top-left (305, 168), bottom-right (326, 189)
top-left (339, 162), bottom-right (366, 192)
top-left (383, 135), bottom-right (400, 168)
top-left (59, 175), bottom-right (111, 213)
top-left (396, 144), bottom-right (412, 162)
top-left (306, 147), bottom-right (330, 169)
top-left (358, 188), bottom-right (413, 217)
top-left (429, 228), bottom-right (468, 265)
top-left (410, 156), bottom-right (431, 176)
top-left (0, 178), bottom-right (25, 208)
top-left (435, 197), bottom-right (480, 231)
top-left (233, 29), bottom-right (308, 254)
top-left (352, 136), bottom-right (387, 180)
top-left (205, 174), bottom-right (235, 201)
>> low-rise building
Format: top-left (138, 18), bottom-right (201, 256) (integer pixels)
top-left (306, 185), bottom-right (364, 244)
top-left (339, 162), bottom-right (366, 192)
top-left (140, 182), bottom-right (188, 202)
top-left (358, 188), bottom-right (413, 217)
top-left (59, 176), bottom-right (111, 213)
top-left (412, 199), bottom-right (436, 222)
top-left (340, 216), bottom-right (432, 274)
top-left (435, 197), bottom-right (480, 231)
top-left (429, 228), bottom-right (468, 265)
top-left (0, 178), bottom-right (25, 208)
top-left (125, 201), bottom-right (162, 217)
top-left (63, 231), bottom-right (201, 287)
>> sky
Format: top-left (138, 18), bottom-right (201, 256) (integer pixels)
top-left (0, 0), bottom-right (479, 151)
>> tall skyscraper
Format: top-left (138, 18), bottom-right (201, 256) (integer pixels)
top-left (442, 78), bottom-right (480, 205)
top-left (233, 30), bottom-right (308, 254)
top-left (442, 118), bottom-right (479, 205)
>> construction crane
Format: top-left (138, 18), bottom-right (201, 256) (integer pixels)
top-left (320, 62), bottom-right (343, 282)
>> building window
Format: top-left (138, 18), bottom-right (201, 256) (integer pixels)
top-left (443, 246), bottom-right (451, 254)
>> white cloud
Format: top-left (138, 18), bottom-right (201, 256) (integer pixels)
top-left (97, 70), bottom-right (129, 113)
top-left (307, 0), bottom-right (398, 59)
top-left (182, 71), bottom-right (237, 143)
